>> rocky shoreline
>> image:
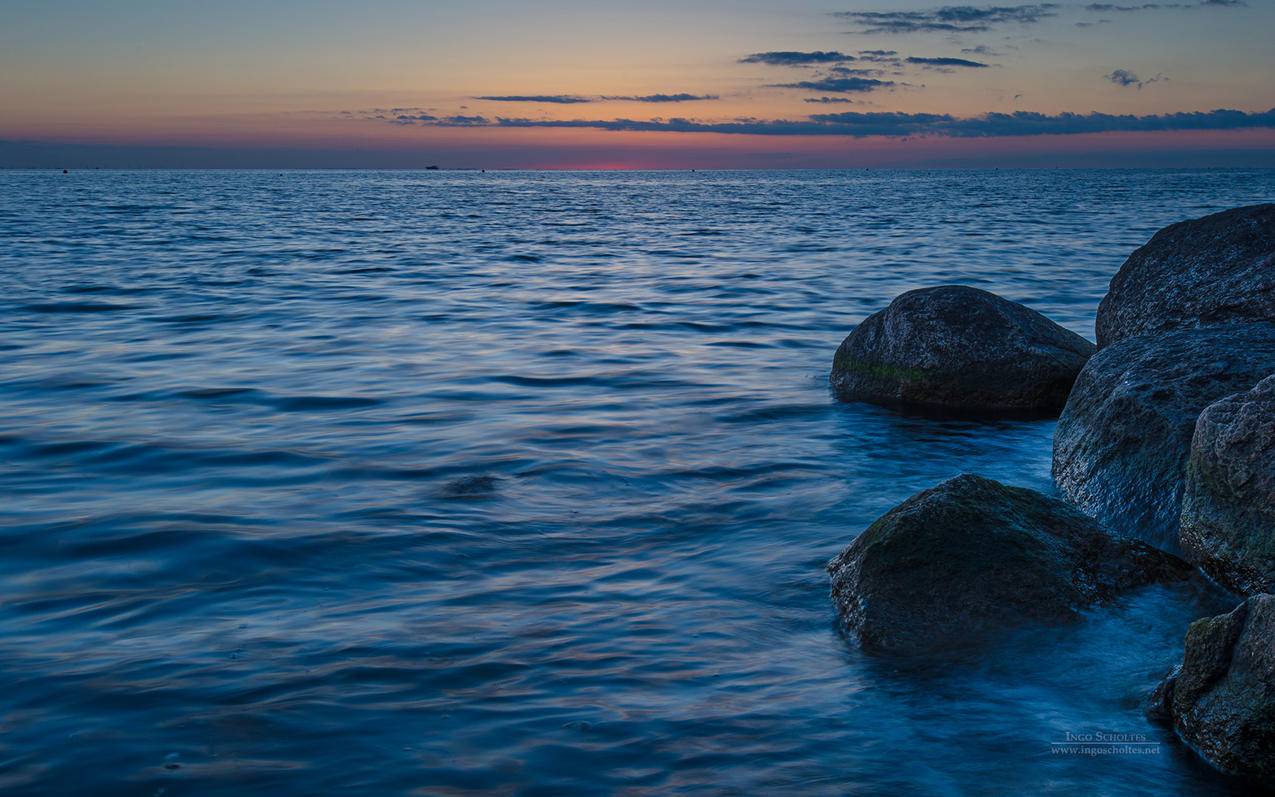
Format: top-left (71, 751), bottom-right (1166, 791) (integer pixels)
top-left (828, 204), bottom-right (1275, 781)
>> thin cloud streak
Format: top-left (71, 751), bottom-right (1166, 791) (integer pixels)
top-left (1084, 1), bottom-right (1244, 10)
top-left (602, 94), bottom-right (719, 103)
top-left (838, 4), bottom-right (1060, 34)
top-left (740, 51), bottom-right (854, 65)
top-left (476, 94), bottom-right (718, 104)
top-left (770, 77), bottom-right (895, 93)
top-left (906, 57), bottom-right (991, 68)
top-left (476, 95), bottom-right (593, 104)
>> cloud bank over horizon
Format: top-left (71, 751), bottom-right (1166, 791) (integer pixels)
top-left (364, 107), bottom-right (1275, 139)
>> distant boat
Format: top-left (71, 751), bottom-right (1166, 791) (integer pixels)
top-left (425, 165), bottom-right (440, 171)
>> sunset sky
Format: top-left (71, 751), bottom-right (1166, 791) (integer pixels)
top-left (3, 0), bottom-right (1273, 168)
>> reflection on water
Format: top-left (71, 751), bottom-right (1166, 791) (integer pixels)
top-left (0, 169), bottom-right (1271, 795)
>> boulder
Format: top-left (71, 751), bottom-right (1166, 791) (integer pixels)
top-left (1150, 594), bottom-right (1275, 780)
top-left (1096, 204), bottom-right (1275, 348)
top-left (1181, 375), bottom-right (1275, 596)
top-left (830, 286), bottom-right (1094, 416)
top-left (827, 474), bottom-right (1190, 655)
top-left (1052, 323), bottom-right (1275, 550)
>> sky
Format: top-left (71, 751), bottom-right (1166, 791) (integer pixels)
top-left (2, 0), bottom-right (1273, 168)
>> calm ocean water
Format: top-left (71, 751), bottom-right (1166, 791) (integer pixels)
top-left (1, 169), bottom-right (1272, 795)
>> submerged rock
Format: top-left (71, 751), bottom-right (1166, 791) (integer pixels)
top-left (830, 286), bottom-right (1094, 416)
top-left (1052, 323), bottom-right (1275, 550)
top-left (1096, 204), bottom-right (1275, 348)
top-left (1151, 594), bottom-right (1275, 780)
top-left (827, 474), bottom-right (1190, 655)
top-left (1181, 376), bottom-right (1275, 596)
top-left (440, 474), bottom-right (501, 498)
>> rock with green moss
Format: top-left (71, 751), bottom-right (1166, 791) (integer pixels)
top-left (830, 286), bottom-right (1093, 416)
top-left (1150, 594), bottom-right (1275, 780)
top-left (1181, 375), bottom-right (1275, 596)
top-left (827, 474), bottom-right (1191, 655)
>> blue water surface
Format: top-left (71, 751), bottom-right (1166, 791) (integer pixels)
top-left (0, 169), bottom-right (1272, 795)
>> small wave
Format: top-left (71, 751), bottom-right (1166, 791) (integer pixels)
top-left (489, 374), bottom-right (606, 388)
top-left (339, 266), bottom-right (395, 274)
top-left (61, 284), bottom-right (151, 296)
top-left (8, 437), bottom-right (335, 480)
top-left (531, 300), bottom-right (643, 314)
top-left (20, 439), bottom-right (116, 459)
top-left (152, 312), bottom-right (237, 326)
top-left (271, 395), bottom-right (385, 412)
top-left (173, 387), bottom-right (261, 401)
top-left (20, 301), bottom-right (136, 313)
top-left (720, 403), bottom-right (831, 424)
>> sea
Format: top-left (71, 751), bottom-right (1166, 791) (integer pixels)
top-left (1, 169), bottom-right (1272, 795)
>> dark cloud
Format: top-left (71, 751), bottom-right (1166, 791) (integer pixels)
top-left (602, 93), bottom-right (719, 103)
top-left (391, 113), bottom-right (439, 125)
top-left (475, 94), bottom-right (717, 104)
top-left (838, 4), bottom-right (1060, 34)
top-left (1084, 3), bottom-right (1175, 10)
top-left (830, 106), bottom-right (1255, 135)
top-left (740, 51), bottom-right (854, 65)
top-left (961, 45), bottom-right (1002, 55)
top-left (1105, 69), bottom-right (1166, 89)
top-left (441, 115), bottom-right (490, 126)
top-left (383, 107), bottom-right (1275, 139)
top-left (1106, 69), bottom-right (1139, 86)
top-left (855, 50), bottom-right (903, 64)
top-left (830, 65), bottom-right (886, 76)
top-left (796, 108), bottom-right (1262, 137)
top-left (1082, 1), bottom-right (1243, 11)
top-left (906, 57), bottom-right (991, 68)
top-left (771, 76), bottom-right (895, 93)
top-left (476, 95), bottom-right (594, 104)
top-left (804, 97), bottom-right (862, 104)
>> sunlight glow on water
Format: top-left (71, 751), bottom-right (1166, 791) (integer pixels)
top-left (0, 169), bottom-right (1271, 795)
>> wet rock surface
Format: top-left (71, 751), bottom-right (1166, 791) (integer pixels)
top-left (827, 474), bottom-right (1191, 655)
top-left (1052, 323), bottom-right (1275, 550)
top-left (1181, 375), bottom-right (1275, 596)
top-left (1096, 204), bottom-right (1275, 348)
top-left (830, 286), bottom-right (1094, 416)
top-left (1151, 594), bottom-right (1275, 780)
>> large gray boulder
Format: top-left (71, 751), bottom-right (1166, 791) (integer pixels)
top-left (827, 474), bottom-right (1190, 655)
top-left (1053, 323), bottom-right (1275, 550)
top-left (1181, 375), bottom-right (1275, 596)
top-left (1096, 204), bottom-right (1275, 349)
top-left (1150, 594), bottom-right (1275, 780)
top-left (830, 286), bottom-right (1094, 416)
